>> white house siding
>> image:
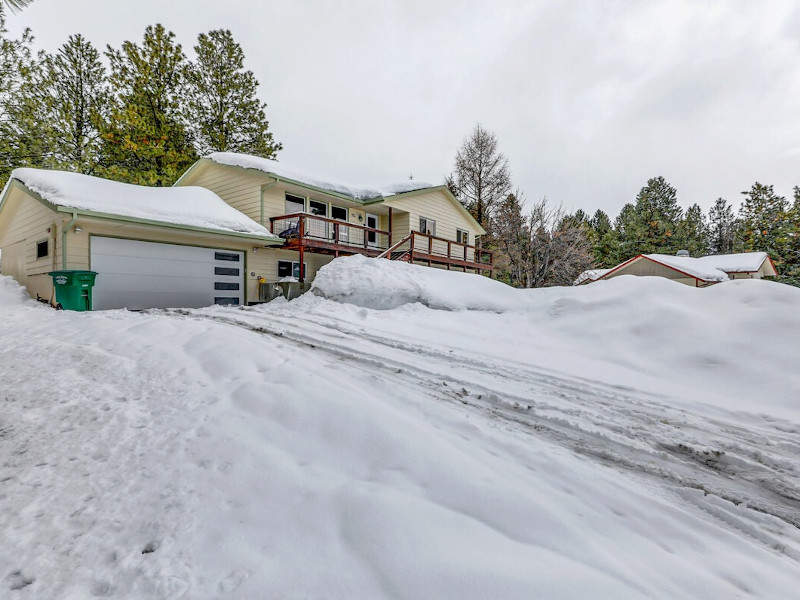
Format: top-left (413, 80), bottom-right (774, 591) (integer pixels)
top-left (0, 186), bottom-right (62, 300)
top-left (180, 163), bottom-right (268, 225)
top-left (383, 190), bottom-right (482, 242)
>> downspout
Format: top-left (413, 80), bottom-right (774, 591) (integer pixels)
top-left (62, 212), bottom-right (78, 270)
top-left (260, 180), bottom-right (278, 228)
top-left (49, 222), bottom-right (58, 306)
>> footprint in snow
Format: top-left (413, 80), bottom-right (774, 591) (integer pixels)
top-left (6, 570), bottom-right (34, 590)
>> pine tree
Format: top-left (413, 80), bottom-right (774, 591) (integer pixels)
top-left (0, 5), bottom-right (38, 184)
top-left (738, 183), bottom-right (788, 251)
top-left (589, 209), bottom-right (619, 267)
top-left (630, 177), bottom-right (682, 254)
top-left (492, 192), bottom-right (529, 287)
top-left (34, 34), bottom-right (108, 173)
top-left (3, 0), bottom-right (34, 12)
top-left (707, 197), bottom-right (735, 255)
top-left (184, 29), bottom-right (281, 158)
top-left (677, 203), bottom-right (709, 256)
top-left (448, 124), bottom-right (511, 232)
top-left (100, 24), bottom-right (196, 186)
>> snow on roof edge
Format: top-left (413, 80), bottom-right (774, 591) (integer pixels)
top-left (205, 152), bottom-right (434, 202)
top-left (9, 168), bottom-right (280, 241)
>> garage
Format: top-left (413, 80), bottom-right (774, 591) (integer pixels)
top-left (90, 237), bottom-right (244, 310)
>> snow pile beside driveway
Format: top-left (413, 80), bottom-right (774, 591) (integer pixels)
top-left (2, 263), bottom-right (800, 598)
top-left (311, 254), bottom-right (526, 310)
top-left (311, 256), bottom-right (800, 418)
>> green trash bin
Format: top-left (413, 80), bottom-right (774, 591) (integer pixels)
top-left (48, 270), bottom-right (98, 311)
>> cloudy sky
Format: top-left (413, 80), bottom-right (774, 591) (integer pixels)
top-left (7, 0), bottom-right (800, 217)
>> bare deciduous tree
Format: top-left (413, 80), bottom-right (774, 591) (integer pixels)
top-left (448, 123), bottom-right (511, 231)
top-left (494, 196), bottom-right (593, 288)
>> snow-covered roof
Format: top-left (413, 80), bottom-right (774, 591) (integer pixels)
top-left (694, 252), bottom-right (771, 274)
top-left (641, 252), bottom-right (772, 282)
top-left (574, 268), bottom-right (611, 285)
top-left (8, 168), bottom-right (279, 240)
top-left (594, 252), bottom-right (774, 284)
top-left (642, 254), bottom-right (731, 282)
top-left (205, 152), bottom-right (433, 202)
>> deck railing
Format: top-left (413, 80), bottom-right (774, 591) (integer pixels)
top-left (269, 213), bottom-right (493, 271)
top-left (270, 212), bottom-right (391, 250)
top-left (387, 231), bottom-right (493, 268)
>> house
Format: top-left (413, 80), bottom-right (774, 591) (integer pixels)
top-left (0, 168), bottom-right (282, 309)
top-left (576, 251), bottom-right (777, 287)
top-left (175, 153), bottom-right (491, 289)
top-left (0, 154), bottom-right (491, 309)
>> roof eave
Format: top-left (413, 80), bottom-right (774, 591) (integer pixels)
top-left (53, 206), bottom-right (283, 244)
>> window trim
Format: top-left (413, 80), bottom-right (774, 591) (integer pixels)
top-left (36, 239), bottom-right (49, 260)
top-left (419, 217), bottom-right (436, 236)
top-left (285, 193), bottom-right (306, 214)
top-left (277, 260), bottom-right (308, 279)
top-left (456, 229), bottom-right (469, 245)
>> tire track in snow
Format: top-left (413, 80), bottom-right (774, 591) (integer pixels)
top-left (164, 306), bottom-right (800, 557)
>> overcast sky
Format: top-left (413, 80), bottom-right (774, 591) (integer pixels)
top-left (7, 0), bottom-right (800, 217)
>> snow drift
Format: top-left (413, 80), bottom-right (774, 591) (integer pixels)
top-left (2, 258), bottom-right (800, 599)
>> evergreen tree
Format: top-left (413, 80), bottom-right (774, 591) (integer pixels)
top-left (626, 176), bottom-right (683, 255)
top-left (35, 34), bottom-right (108, 173)
top-left (677, 203), bottom-right (709, 256)
top-left (3, 0), bottom-right (34, 12)
top-left (492, 192), bottom-right (529, 287)
top-left (184, 29), bottom-right (281, 158)
top-left (614, 202), bottom-right (638, 259)
top-left (100, 24), bottom-right (195, 186)
top-left (589, 209), bottom-right (619, 267)
top-left (708, 197), bottom-right (736, 255)
top-left (738, 182), bottom-right (788, 252)
top-left (448, 124), bottom-right (511, 232)
top-left (0, 5), bottom-right (38, 184)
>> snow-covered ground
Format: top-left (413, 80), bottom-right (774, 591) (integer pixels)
top-left (2, 256), bottom-right (800, 599)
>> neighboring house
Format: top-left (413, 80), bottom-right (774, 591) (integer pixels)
top-left (0, 154), bottom-right (491, 310)
top-left (576, 251), bottom-right (777, 287)
top-left (0, 168), bottom-right (282, 309)
top-left (174, 153), bottom-right (491, 286)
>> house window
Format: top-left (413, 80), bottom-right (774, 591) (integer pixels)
top-left (285, 193), bottom-right (305, 214)
top-left (419, 217), bottom-right (436, 236)
top-left (309, 200), bottom-right (327, 216)
top-left (331, 206), bottom-right (348, 221)
top-left (456, 229), bottom-right (469, 245)
top-left (278, 260), bottom-right (307, 279)
top-left (36, 239), bottom-right (49, 259)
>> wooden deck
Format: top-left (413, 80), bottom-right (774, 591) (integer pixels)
top-left (270, 213), bottom-right (493, 281)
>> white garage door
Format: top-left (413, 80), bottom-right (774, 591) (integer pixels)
top-left (90, 237), bottom-right (244, 310)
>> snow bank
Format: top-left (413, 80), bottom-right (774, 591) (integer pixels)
top-left (2, 259), bottom-right (800, 598)
top-left (206, 152), bottom-right (432, 201)
top-left (0, 274), bottom-right (38, 307)
top-left (311, 254), bottom-right (527, 310)
top-left (308, 256), bottom-right (800, 417)
top-left (9, 168), bottom-right (278, 239)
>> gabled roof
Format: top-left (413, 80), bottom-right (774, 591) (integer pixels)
top-left (177, 152), bottom-right (488, 236)
top-left (199, 152), bottom-right (433, 202)
top-left (599, 252), bottom-right (776, 283)
top-left (1, 168), bottom-right (281, 242)
top-left (574, 268), bottom-right (611, 285)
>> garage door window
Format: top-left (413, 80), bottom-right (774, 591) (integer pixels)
top-left (215, 266), bottom-right (240, 276)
